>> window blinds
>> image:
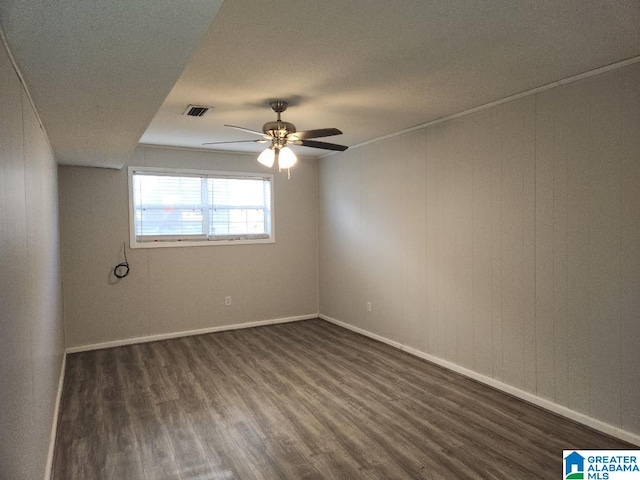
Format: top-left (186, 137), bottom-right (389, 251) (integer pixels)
top-left (131, 170), bottom-right (272, 243)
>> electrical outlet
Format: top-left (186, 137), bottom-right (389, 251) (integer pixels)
top-left (366, 301), bottom-right (372, 312)
top-left (225, 296), bottom-right (232, 306)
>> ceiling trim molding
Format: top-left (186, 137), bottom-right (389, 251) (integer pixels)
top-left (324, 54), bottom-right (640, 157)
top-left (0, 28), bottom-right (55, 159)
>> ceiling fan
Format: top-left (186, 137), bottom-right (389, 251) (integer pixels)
top-left (203, 100), bottom-right (348, 172)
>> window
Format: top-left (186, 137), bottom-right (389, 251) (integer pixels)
top-left (129, 167), bottom-right (274, 247)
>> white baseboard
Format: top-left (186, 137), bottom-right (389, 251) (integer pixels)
top-left (45, 352), bottom-right (66, 480)
top-left (319, 313), bottom-right (640, 447)
top-left (65, 314), bottom-right (318, 354)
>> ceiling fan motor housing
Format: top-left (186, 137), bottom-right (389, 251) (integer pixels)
top-left (263, 120), bottom-right (296, 139)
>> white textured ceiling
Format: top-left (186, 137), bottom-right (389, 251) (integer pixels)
top-left (0, 0), bottom-right (224, 168)
top-left (2, 0), bottom-right (640, 168)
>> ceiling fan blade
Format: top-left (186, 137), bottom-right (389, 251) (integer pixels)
top-left (288, 128), bottom-right (343, 140)
top-left (225, 124), bottom-right (267, 137)
top-left (298, 139), bottom-right (348, 151)
top-left (202, 139), bottom-right (267, 145)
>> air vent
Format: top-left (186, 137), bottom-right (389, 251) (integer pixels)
top-left (184, 105), bottom-right (212, 117)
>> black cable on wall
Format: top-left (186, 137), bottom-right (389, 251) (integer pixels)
top-left (113, 241), bottom-right (130, 279)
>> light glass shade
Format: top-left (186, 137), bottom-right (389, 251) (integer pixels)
top-left (257, 147), bottom-right (275, 167)
top-left (278, 147), bottom-right (297, 169)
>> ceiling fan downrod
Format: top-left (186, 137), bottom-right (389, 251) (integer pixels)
top-left (270, 100), bottom-right (288, 118)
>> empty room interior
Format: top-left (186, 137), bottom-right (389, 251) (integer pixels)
top-left (1, 1), bottom-right (639, 479)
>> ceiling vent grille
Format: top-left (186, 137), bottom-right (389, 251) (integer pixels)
top-left (184, 105), bottom-right (211, 117)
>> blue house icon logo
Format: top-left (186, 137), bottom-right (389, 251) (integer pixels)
top-left (564, 451), bottom-right (585, 479)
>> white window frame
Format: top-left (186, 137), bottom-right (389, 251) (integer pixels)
top-left (128, 166), bottom-right (275, 248)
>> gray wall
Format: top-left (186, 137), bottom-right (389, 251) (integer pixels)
top-left (59, 146), bottom-right (319, 348)
top-left (319, 62), bottom-right (640, 439)
top-left (0, 39), bottom-right (65, 479)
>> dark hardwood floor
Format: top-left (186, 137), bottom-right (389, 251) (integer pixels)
top-left (52, 319), bottom-right (632, 479)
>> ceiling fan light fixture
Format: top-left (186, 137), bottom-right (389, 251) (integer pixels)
top-left (257, 147), bottom-right (275, 168)
top-left (278, 147), bottom-right (297, 169)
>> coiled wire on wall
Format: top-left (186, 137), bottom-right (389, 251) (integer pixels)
top-left (113, 241), bottom-right (130, 279)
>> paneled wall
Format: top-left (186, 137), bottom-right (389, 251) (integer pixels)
top-left (58, 146), bottom-right (319, 348)
top-left (318, 62), bottom-right (640, 439)
top-left (0, 38), bottom-right (65, 479)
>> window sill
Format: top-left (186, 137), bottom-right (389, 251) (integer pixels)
top-left (130, 237), bottom-right (276, 249)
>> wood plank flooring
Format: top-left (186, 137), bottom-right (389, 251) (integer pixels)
top-left (52, 319), bottom-right (633, 479)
